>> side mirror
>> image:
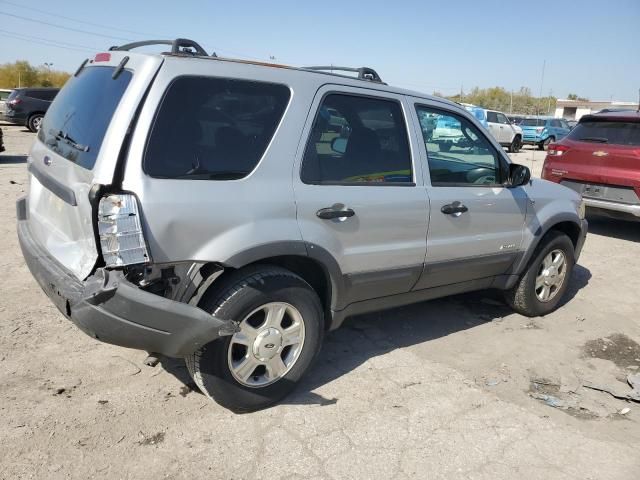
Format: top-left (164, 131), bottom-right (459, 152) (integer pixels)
top-left (508, 163), bottom-right (531, 187)
top-left (331, 137), bottom-right (347, 154)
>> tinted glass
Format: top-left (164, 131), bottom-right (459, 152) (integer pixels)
top-left (416, 106), bottom-right (504, 186)
top-left (145, 76), bottom-right (290, 180)
top-left (520, 118), bottom-right (545, 126)
top-left (301, 94), bottom-right (412, 184)
top-left (486, 111), bottom-right (498, 123)
top-left (41, 90), bottom-right (58, 101)
top-left (0, 91), bottom-right (10, 101)
top-left (496, 113), bottom-right (510, 124)
top-left (568, 120), bottom-right (640, 146)
top-left (38, 67), bottom-right (132, 170)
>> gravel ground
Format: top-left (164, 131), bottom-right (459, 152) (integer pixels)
top-left (1, 123), bottom-right (639, 479)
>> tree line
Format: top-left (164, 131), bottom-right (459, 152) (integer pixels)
top-left (436, 86), bottom-right (560, 116)
top-left (0, 61), bottom-right (70, 89)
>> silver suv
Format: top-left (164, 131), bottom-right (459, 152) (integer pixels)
top-left (17, 39), bottom-right (587, 412)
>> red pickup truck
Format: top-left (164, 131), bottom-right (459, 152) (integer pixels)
top-left (542, 111), bottom-right (640, 221)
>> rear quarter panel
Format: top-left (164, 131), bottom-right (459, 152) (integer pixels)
top-left (121, 58), bottom-right (321, 265)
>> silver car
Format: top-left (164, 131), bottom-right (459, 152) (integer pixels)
top-left (17, 39), bottom-right (587, 412)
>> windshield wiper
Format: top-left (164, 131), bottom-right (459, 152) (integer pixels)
top-left (579, 136), bottom-right (608, 143)
top-left (52, 129), bottom-right (90, 152)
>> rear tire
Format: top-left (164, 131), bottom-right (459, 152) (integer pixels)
top-left (27, 114), bottom-right (43, 133)
top-left (185, 265), bottom-right (324, 412)
top-left (505, 231), bottom-right (575, 317)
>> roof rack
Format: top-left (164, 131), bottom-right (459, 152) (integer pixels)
top-left (109, 38), bottom-right (210, 57)
top-left (303, 66), bottom-right (384, 83)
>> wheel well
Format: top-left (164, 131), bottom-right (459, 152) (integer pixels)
top-left (514, 133), bottom-right (522, 139)
top-left (207, 256), bottom-right (333, 330)
top-left (549, 221), bottom-right (581, 249)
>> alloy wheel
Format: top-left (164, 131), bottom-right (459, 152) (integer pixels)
top-left (227, 302), bottom-right (306, 387)
top-left (535, 249), bottom-right (567, 302)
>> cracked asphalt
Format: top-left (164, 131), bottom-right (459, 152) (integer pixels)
top-left (1, 124), bottom-right (639, 479)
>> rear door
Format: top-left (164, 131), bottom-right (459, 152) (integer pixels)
top-left (26, 52), bottom-right (163, 279)
top-left (410, 100), bottom-right (528, 289)
top-left (293, 86), bottom-right (429, 307)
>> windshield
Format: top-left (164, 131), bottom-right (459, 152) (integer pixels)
top-left (568, 120), bottom-right (640, 146)
top-left (37, 66), bottom-right (132, 170)
top-left (520, 118), bottom-right (546, 126)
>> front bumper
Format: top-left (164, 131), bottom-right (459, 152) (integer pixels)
top-left (17, 198), bottom-right (236, 357)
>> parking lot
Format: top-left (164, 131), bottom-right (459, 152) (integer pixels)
top-left (1, 124), bottom-right (639, 479)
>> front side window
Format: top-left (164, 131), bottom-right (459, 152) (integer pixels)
top-left (301, 94), bottom-right (412, 184)
top-left (496, 113), bottom-right (510, 124)
top-left (145, 77), bottom-right (290, 180)
top-left (415, 105), bottom-right (505, 186)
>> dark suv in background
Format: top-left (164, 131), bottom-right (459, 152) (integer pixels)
top-left (3, 88), bottom-right (59, 132)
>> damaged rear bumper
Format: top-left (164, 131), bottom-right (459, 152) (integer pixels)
top-left (17, 199), bottom-right (236, 357)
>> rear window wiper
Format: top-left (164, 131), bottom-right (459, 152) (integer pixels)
top-left (578, 136), bottom-right (608, 143)
top-left (52, 129), bottom-right (90, 152)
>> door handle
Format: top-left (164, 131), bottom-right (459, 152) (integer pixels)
top-left (441, 201), bottom-right (468, 215)
top-left (316, 207), bottom-right (356, 220)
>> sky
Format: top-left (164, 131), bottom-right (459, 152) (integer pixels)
top-left (0, 0), bottom-right (638, 101)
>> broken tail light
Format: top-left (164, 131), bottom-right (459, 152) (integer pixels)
top-left (98, 193), bottom-right (150, 267)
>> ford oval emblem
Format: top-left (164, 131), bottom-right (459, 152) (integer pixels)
top-left (43, 156), bottom-right (52, 166)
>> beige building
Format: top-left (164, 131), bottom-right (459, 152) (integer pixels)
top-left (554, 99), bottom-right (637, 120)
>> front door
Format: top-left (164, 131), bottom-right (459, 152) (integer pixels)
top-left (293, 87), bottom-right (429, 309)
top-left (411, 101), bottom-right (528, 289)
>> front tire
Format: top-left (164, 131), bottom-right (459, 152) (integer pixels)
top-left (505, 231), bottom-right (575, 317)
top-left (185, 266), bottom-right (324, 412)
top-left (27, 114), bottom-right (43, 133)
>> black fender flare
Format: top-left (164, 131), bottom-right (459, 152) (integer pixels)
top-left (222, 241), bottom-right (347, 311)
top-left (512, 212), bottom-right (585, 278)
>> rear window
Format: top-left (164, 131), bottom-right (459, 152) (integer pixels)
top-left (568, 119), bottom-right (640, 146)
top-left (520, 118), bottom-right (546, 126)
top-left (38, 67), bottom-right (132, 170)
top-left (144, 76), bottom-right (291, 180)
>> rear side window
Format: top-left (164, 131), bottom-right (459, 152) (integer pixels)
top-left (144, 77), bottom-right (290, 180)
top-left (301, 94), bottom-right (412, 185)
top-left (38, 67), bottom-right (132, 170)
top-left (26, 90), bottom-right (56, 101)
top-left (0, 91), bottom-right (10, 101)
top-left (486, 111), bottom-right (498, 123)
top-left (568, 120), bottom-right (640, 146)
